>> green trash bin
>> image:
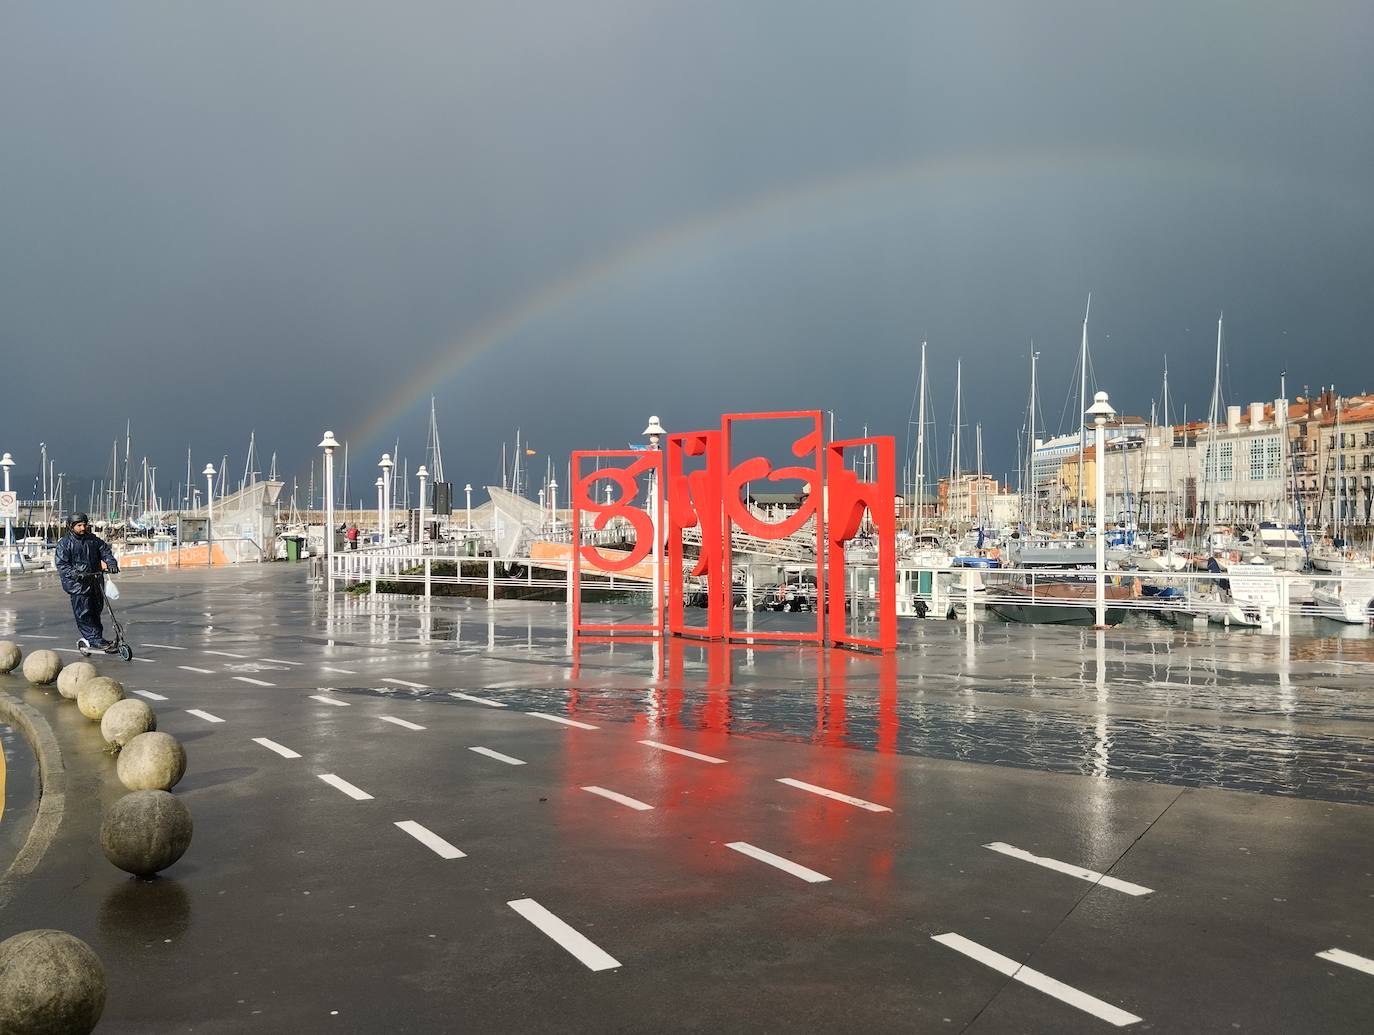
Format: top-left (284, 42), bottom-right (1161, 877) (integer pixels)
top-left (285, 537), bottom-right (302, 563)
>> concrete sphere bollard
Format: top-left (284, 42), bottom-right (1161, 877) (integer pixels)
top-left (116, 731), bottom-right (187, 791)
top-left (101, 698), bottom-right (158, 749)
top-left (0, 929), bottom-right (107, 1034)
top-left (22, 649), bottom-right (62, 686)
top-left (0, 639), bottom-right (20, 673)
top-left (57, 660), bottom-right (99, 700)
top-left (76, 676), bottom-right (125, 721)
top-left (99, 790), bottom-right (193, 877)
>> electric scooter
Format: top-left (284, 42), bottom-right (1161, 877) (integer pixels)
top-left (77, 577), bottom-right (134, 662)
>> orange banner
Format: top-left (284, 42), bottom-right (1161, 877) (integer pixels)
top-left (529, 541), bottom-right (654, 581)
top-left (117, 544), bottom-right (230, 569)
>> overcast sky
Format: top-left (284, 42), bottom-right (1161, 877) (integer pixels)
top-left (3, 2), bottom-right (1371, 506)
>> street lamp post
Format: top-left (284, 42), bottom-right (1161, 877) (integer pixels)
top-left (375, 478), bottom-right (385, 546)
top-left (378, 454), bottom-right (393, 546)
top-left (549, 478), bottom-right (558, 529)
top-left (319, 431), bottom-right (340, 586)
top-left (1086, 390), bottom-right (1116, 628)
top-left (202, 463), bottom-right (217, 567)
top-left (643, 415), bottom-right (666, 629)
top-left (1, 452), bottom-right (14, 574)
top-left (464, 483), bottom-right (472, 531)
top-left (416, 465), bottom-right (429, 545)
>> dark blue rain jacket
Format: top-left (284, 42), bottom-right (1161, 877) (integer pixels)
top-left (55, 531), bottom-right (119, 595)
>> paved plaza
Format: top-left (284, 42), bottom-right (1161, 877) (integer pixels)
top-left (2, 565), bottom-right (1373, 1032)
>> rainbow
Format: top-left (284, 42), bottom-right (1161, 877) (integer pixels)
top-left (347, 145), bottom-right (1254, 450)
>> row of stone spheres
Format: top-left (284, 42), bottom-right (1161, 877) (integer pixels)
top-left (1, 639), bottom-right (196, 1034)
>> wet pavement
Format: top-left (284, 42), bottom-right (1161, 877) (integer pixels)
top-left (1, 564), bottom-right (1372, 1032)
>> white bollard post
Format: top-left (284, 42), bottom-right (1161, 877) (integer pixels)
top-left (424, 557), bottom-right (431, 601)
top-left (487, 558), bottom-right (495, 601)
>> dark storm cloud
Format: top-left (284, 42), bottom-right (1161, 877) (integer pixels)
top-left (1, 1), bottom-right (1370, 503)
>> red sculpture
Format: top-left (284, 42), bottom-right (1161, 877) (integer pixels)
top-left (826, 436), bottom-right (897, 651)
top-left (570, 412), bottom-right (896, 652)
top-left (569, 449), bottom-right (663, 637)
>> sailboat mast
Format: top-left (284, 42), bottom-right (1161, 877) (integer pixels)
top-left (951, 359), bottom-right (962, 498)
top-left (426, 396), bottom-right (446, 483)
top-left (915, 340), bottom-right (927, 528)
top-left (1278, 370), bottom-right (1288, 527)
top-left (1162, 360), bottom-right (1175, 533)
top-left (1077, 294), bottom-right (1091, 528)
top-left (975, 422), bottom-right (984, 526)
top-left (123, 420), bottom-right (132, 525)
top-left (1027, 348), bottom-right (1038, 531)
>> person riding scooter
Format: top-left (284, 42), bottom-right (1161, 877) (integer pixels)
top-left (55, 512), bottom-right (120, 650)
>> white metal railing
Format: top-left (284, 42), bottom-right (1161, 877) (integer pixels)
top-left (321, 541), bottom-right (1373, 634)
top-left (327, 546), bottom-right (652, 601)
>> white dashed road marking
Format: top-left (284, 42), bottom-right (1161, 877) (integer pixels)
top-left (983, 842), bottom-right (1154, 896)
top-left (141, 643), bottom-right (185, 650)
top-left (931, 932), bottom-right (1142, 1027)
top-left (451, 691), bottom-right (506, 708)
top-left (382, 677), bottom-right (428, 688)
top-left (528, 712), bottom-right (598, 730)
top-left (309, 694), bottom-right (350, 707)
top-left (321, 666), bottom-right (357, 675)
top-left (507, 899), bottom-right (621, 972)
top-left (132, 690), bottom-right (168, 701)
top-left (726, 842), bottom-right (830, 883)
top-left (203, 650), bottom-right (248, 658)
top-left (317, 773), bottom-right (373, 800)
top-left (380, 715), bottom-right (426, 731)
top-left (253, 737), bottom-right (301, 759)
top-left (24, 634), bottom-right (60, 639)
top-left (395, 820), bottom-right (465, 859)
top-left (186, 709), bottom-right (225, 724)
top-left (582, 786), bottom-right (653, 811)
top-left (233, 676), bottom-right (275, 687)
top-left (777, 777), bottom-right (892, 813)
top-left (130, 656), bottom-right (155, 664)
top-left (179, 666), bottom-right (214, 675)
top-left (639, 739), bottom-right (726, 764)
top-left (469, 746), bottom-right (525, 766)
top-left (1317, 948), bottom-right (1374, 977)
top-left (259, 658), bottom-right (302, 666)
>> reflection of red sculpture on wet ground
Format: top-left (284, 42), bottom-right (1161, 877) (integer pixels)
top-left (571, 411), bottom-right (895, 652)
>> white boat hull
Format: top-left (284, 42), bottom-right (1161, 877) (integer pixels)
top-left (1311, 577), bottom-right (1374, 625)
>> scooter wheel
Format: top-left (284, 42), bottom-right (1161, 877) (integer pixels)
top-left (119, 644), bottom-right (134, 662)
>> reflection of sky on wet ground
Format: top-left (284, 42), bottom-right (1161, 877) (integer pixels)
top-left (317, 596), bottom-right (1374, 807)
top-left (380, 683), bottom-right (1374, 807)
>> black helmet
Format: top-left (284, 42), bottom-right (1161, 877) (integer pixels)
top-left (68, 512), bottom-right (90, 528)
